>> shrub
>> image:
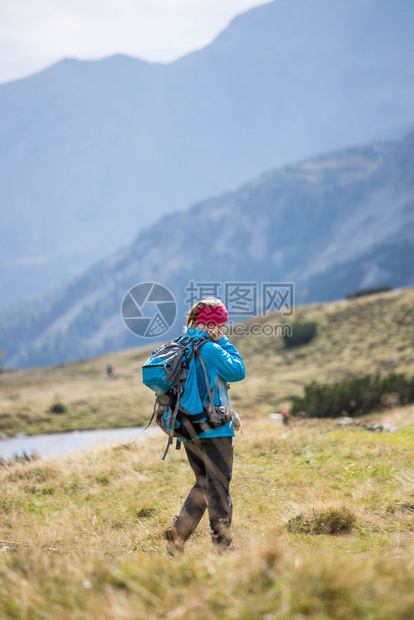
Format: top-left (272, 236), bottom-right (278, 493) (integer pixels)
top-left (346, 285), bottom-right (391, 299)
top-left (49, 402), bottom-right (67, 414)
top-left (291, 372), bottom-right (414, 418)
top-left (286, 507), bottom-right (356, 535)
top-left (283, 321), bottom-right (317, 348)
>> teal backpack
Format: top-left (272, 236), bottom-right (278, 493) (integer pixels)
top-left (142, 334), bottom-right (234, 459)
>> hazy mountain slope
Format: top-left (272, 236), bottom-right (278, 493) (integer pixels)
top-left (301, 129), bottom-right (414, 282)
top-left (1, 0), bottom-right (414, 305)
top-left (2, 130), bottom-right (413, 369)
top-left (0, 56), bottom-right (168, 304)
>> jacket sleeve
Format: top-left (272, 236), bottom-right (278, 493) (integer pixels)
top-left (202, 336), bottom-right (246, 383)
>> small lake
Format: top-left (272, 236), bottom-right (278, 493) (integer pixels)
top-left (0, 426), bottom-right (162, 461)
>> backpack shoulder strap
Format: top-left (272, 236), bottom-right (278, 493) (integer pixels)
top-left (195, 347), bottom-right (216, 413)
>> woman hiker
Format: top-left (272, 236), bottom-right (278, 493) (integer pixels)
top-left (165, 298), bottom-right (246, 555)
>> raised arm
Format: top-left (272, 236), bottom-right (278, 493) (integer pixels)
top-left (202, 336), bottom-right (246, 383)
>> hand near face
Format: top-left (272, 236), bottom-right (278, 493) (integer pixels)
top-left (207, 324), bottom-right (225, 342)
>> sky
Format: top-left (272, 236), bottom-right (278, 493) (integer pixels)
top-left (0, 0), bottom-right (272, 85)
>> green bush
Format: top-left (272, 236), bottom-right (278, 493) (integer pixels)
top-left (283, 321), bottom-right (317, 348)
top-left (291, 372), bottom-right (414, 418)
top-left (346, 285), bottom-right (391, 299)
top-left (49, 402), bottom-right (67, 414)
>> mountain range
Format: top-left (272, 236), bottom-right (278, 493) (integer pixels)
top-left (1, 0), bottom-right (414, 305)
top-left (2, 128), bottom-right (413, 368)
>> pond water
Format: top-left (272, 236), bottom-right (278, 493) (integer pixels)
top-left (0, 426), bottom-right (162, 461)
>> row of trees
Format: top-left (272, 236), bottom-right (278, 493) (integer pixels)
top-left (291, 373), bottom-right (414, 418)
top-left (346, 285), bottom-right (391, 299)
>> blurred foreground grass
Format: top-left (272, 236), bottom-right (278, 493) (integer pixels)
top-left (1, 413), bottom-right (414, 619)
top-left (1, 286), bottom-right (414, 437)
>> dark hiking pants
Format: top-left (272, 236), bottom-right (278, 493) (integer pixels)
top-left (171, 436), bottom-right (234, 549)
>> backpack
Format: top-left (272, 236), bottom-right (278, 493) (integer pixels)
top-left (141, 334), bottom-right (235, 459)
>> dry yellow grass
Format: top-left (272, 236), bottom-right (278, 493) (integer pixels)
top-left (0, 286), bottom-right (414, 618)
top-left (1, 410), bottom-right (414, 618)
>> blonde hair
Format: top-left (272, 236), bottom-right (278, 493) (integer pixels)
top-left (186, 298), bottom-right (224, 329)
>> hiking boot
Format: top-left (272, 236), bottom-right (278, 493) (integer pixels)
top-left (212, 541), bottom-right (240, 554)
top-left (165, 526), bottom-right (185, 557)
top-left (211, 519), bottom-right (232, 554)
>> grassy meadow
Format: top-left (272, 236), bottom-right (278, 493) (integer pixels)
top-left (0, 286), bottom-right (414, 618)
top-left (1, 413), bottom-right (414, 618)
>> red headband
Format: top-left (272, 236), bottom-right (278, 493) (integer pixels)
top-left (197, 304), bottom-right (229, 325)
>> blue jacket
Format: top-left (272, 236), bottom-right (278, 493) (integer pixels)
top-left (179, 328), bottom-right (246, 439)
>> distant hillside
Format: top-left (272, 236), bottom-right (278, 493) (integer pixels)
top-left (1, 130), bottom-right (413, 369)
top-left (1, 285), bottom-right (413, 437)
top-left (1, 0), bottom-right (414, 304)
